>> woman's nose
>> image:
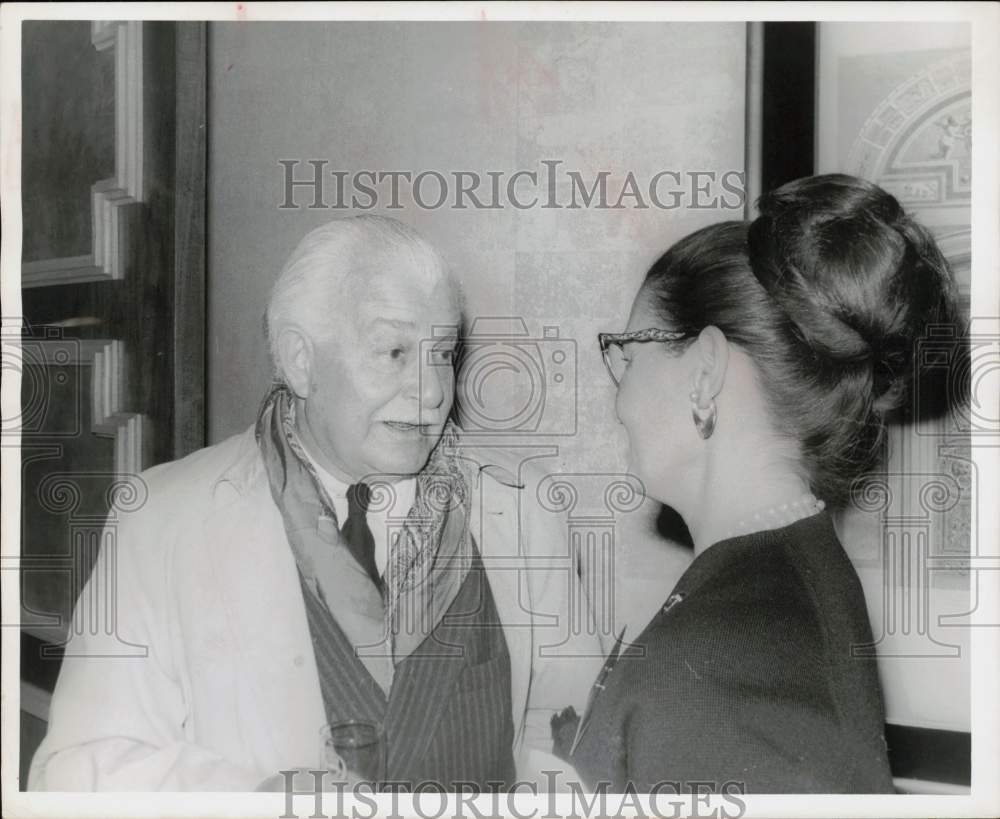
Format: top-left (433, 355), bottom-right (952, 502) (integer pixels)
top-left (613, 386), bottom-right (626, 426)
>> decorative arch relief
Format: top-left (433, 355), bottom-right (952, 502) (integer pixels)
top-left (847, 52), bottom-right (970, 211)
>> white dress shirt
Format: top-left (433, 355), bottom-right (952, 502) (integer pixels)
top-left (307, 455), bottom-right (416, 577)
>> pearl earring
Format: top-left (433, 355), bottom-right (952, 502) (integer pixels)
top-left (689, 391), bottom-right (717, 439)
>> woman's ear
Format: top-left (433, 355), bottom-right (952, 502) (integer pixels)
top-left (275, 326), bottom-right (313, 399)
top-left (690, 325), bottom-right (729, 406)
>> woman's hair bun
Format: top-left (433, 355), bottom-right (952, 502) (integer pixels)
top-left (747, 174), bottom-right (963, 415)
top-left (641, 173), bottom-right (966, 505)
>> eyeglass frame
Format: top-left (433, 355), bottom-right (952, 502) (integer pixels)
top-left (598, 328), bottom-right (690, 386)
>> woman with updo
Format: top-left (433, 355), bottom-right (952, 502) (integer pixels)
top-left (566, 174), bottom-right (967, 793)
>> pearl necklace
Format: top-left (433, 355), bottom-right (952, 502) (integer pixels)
top-left (723, 492), bottom-right (826, 540)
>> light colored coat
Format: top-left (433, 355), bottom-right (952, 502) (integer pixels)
top-left (28, 428), bottom-right (605, 791)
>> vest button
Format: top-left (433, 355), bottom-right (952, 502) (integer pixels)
top-left (293, 655), bottom-right (305, 667)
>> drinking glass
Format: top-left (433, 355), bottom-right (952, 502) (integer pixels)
top-left (319, 720), bottom-right (385, 789)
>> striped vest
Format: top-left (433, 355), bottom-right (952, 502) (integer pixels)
top-left (300, 539), bottom-right (515, 791)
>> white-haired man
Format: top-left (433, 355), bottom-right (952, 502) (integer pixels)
top-left (29, 216), bottom-right (604, 791)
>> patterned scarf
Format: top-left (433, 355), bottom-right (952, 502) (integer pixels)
top-left (255, 384), bottom-right (474, 679)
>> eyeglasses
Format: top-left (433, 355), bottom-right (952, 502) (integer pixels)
top-left (598, 328), bottom-right (689, 386)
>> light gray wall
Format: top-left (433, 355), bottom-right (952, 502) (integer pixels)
top-left (207, 21), bottom-right (746, 448)
top-left (206, 21), bottom-right (746, 639)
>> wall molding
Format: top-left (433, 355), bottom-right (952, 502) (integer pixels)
top-left (23, 21), bottom-right (145, 288)
top-left (92, 20), bottom-right (145, 280)
top-left (91, 339), bottom-right (151, 475)
top-left (91, 339), bottom-right (149, 475)
top-left (20, 256), bottom-right (107, 288)
top-left (20, 338), bottom-right (149, 475)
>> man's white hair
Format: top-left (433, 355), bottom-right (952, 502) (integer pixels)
top-left (264, 215), bottom-right (458, 380)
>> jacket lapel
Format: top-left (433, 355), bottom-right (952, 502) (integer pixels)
top-left (383, 618), bottom-right (468, 773)
top-left (472, 482), bottom-right (532, 757)
top-left (202, 475), bottom-right (327, 772)
top-left (309, 526), bottom-right (394, 695)
top-left (298, 573), bottom-right (388, 726)
top-left (384, 550), bottom-right (496, 775)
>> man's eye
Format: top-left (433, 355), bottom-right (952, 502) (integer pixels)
top-left (431, 348), bottom-right (455, 364)
top-left (376, 345), bottom-right (408, 363)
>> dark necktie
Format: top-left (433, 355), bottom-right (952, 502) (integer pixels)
top-left (342, 483), bottom-right (383, 593)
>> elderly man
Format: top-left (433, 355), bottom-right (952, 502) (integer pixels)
top-left (29, 216), bottom-right (603, 791)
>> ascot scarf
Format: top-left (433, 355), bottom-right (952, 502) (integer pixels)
top-left (255, 384), bottom-right (474, 692)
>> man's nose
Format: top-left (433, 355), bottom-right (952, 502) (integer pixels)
top-left (411, 356), bottom-right (449, 411)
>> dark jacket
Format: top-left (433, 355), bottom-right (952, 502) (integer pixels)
top-left (570, 512), bottom-right (895, 794)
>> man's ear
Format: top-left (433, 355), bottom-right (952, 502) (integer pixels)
top-left (276, 326), bottom-right (313, 399)
top-left (690, 325), bottom-right (729, 406)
